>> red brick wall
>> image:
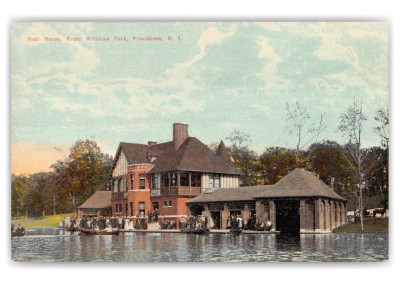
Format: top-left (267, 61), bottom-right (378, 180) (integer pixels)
top-left (150, 196), bottom-right (191, 217)
top-left (111, 199), bottom-right (128, 216)
top-left (126, 190), bottom-right (152, 216)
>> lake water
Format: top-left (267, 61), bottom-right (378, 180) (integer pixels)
top-left (11, 228), bottom-right (388, 262)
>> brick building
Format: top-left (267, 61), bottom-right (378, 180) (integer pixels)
top-left (187, 168), bottom-right (347, 233)
top-left (106, 123), bottom-right (240, 222)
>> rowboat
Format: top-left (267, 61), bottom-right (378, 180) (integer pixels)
top-left (80, 228), bottom-right (119, 235)
top-left (12, 230), bottom-right (25, 237)
top-left (180, 228), bottom-right (209, 235)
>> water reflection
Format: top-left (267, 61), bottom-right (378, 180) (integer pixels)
top-left (11, 229), bottom-right (388, 262)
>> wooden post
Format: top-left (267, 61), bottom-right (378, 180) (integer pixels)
top-left (189, 172), bottom-right (192, 195)
top-left (269, 200), bottom-right (276, 231)
top-left (300, 200), bottom-right (306, 233)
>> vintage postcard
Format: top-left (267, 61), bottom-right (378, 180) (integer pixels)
top-left (11, 22), bottom-right (388, 262)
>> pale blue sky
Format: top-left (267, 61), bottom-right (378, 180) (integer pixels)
top-left (11, 22), bottom-right (388, 173)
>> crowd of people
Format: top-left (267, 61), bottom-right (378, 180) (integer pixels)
top-left (226, 214), bottom-right (272, 231)
top-left (159, 215), bottom-right (208, 230)
top-left (60, 211), bottom-right (273, 232)
top-left (61, 215), bottom-right (151, 231)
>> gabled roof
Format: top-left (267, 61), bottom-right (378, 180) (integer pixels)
top-left (149, 137), bottom-right (239, 175)
top-left (216, 140), bottom-right (233, 163)
top-left (119, 142), bottom-right (149, 164)
top-left (78, 191), bottom-right (112, 209)
top-left (254, 168), bottom-right (346, 201)
top-left (187, 186), bottom-right (269, 203)
top-left (110, 141), bottom-right (175, 177)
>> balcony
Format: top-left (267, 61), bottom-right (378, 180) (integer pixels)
top-left (151, 186), bottom-right (201, 197)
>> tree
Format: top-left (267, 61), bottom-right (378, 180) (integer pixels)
top-left (259, 147), bottom-right (298, 184)
top-left (308, 141), bottom-right (355, 198)
top-left (338, 99), bottom-right (367, 230)
top-left (51, 139), bottom-right (113, 216)
top-left (25, 173), bottom-right (55, 217)
top-left (226, 131), bottom-right (260, 186)
top-left (284, 101), bottom-right (327, 166)
top-left (374, 107), bottom-right (389, 149)
top-left (11, 175), bottom-right (29, 218)
top-left (372, 107), bottom-right (389, 209)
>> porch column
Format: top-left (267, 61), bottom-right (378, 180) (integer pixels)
top-left (189, 172), bottom-right (192, 194)
top-left (335, 202), bottom-right (341, 228)
top-left (268, 200), bottom-right (276, 232)
top-left (314, 199), bottom-right (321, 232)
top-left (255, 200), bottom-right (262, 219)
top-left (300, 199), bottom-right (306, 233)
top-left (330, 200), bottom-right (335, 230)
top-left (242, 204), bottom-right (250, 221)
top-left (221, 203), bottom-right (229, 230)
top-left (342, 202), bottom-right (347, 225)
top-left (325, 200), bottom-right (331, 231)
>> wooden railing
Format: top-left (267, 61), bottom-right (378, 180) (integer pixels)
top-left (151, 186), bottom-right (201, 197)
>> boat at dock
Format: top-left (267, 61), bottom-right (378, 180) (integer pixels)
top-left (12, 230), bottom-right (26, 237)
top-left (80, 228), bottom-right (119, 235)
top-left (180, 228), bottom-right (209, 235)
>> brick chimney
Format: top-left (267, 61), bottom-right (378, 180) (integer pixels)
top-left (173, 123), bottom-right (189, 150)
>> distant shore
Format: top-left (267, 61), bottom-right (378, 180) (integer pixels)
top-left (332, 217), bottom-right (388, 233)
top-left (11, 213), bottom-right (74, 228)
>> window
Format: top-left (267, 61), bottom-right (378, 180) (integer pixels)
top-left (113, 180), bottom-right (118, 192)
top-left (125, 203), bottom-right (128, 213)
top-left (119, 179), bottom-right (123, 192)
top-left (180, 172), bottom-right (189, 186)
top-left (209, 174), bottom-right (220, 188)
top-left (152, 175), bottom-right (159, 189)
top-left (169, 200), bottom-right (172, 207)
top-left (118, 204), bottom-right (122, 213)
top-left (139, 202), bottom-right (145, 215)
top-left (130, 175), bottom-right (135, 190)
top-left (139, 174), bottom-right (145, 189)
top-left (115, 204), bottom-right (118, 213)
top-left (130, 202), bottom-right (134, 216)
top-left (191, 173), bottom-right (201, 187)
top-left (164, 200), bottom-right (168, 207)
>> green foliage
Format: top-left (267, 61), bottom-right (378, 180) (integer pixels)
top-left (12, 213), bottom-right (74, 228)
top-left (308, 141), bottom-right (355, 198)
top-left (11, 175), bottom-right (30, 218)
top-left (51, 139), bottom-right (113, 215)
top-left (11, 139), bottom-right (113, 218)
top-left (332, 217), bottom-right (388, 233)
top-left (259, 147), bottom-right (297, 184)
top-left (226, 131), bottom-right (260, 186)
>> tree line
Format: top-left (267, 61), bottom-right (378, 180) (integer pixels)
top-left (12, 140), bottom-right (113, 219)
top-left (223, 102), bottom-right (388, 230)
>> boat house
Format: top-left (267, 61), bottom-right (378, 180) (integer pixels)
top-left (187, 168), bottom-right (347, 233)
top-left (77, 191), bottom-right (112, 218)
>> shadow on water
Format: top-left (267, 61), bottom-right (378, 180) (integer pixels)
top-left (276, 233), bottom-right (301, 252)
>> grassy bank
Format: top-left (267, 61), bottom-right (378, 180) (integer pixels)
top-left (12, 213), bottom-right (74, 228)
top-left (332, 217), bottom-right (388, 233)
